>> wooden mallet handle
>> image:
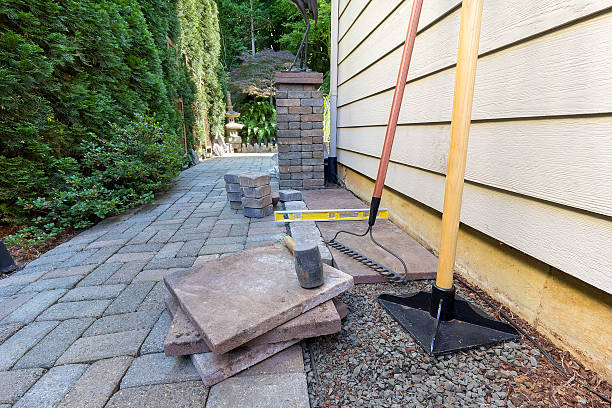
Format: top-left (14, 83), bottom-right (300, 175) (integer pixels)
top-left (284, 236), bottom-right (297, 254)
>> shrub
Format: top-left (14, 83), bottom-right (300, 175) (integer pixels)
top-left (6, 116), bottom-right (185, 247)
top-left (239, 99), bottom-right (277, 145)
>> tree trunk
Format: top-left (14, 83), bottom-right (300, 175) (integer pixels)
top-left (250, 0), bottom-right (255, 56)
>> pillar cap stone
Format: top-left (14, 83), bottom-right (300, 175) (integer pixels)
top-left (274, 71), bottom-right (323, 85)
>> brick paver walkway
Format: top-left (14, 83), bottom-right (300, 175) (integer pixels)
top-left (0, 154), bottom-right (308, 407)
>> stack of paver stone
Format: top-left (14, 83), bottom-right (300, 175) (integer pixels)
top-left (224, 173), bottom-right (243, 210)
top-left (239, 172), bottom-right (274, 218)
top-left (161, 244), bottom-right (354, 386)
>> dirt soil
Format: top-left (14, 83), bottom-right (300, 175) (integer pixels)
top-left (0, 224), bottom-right (80, 276)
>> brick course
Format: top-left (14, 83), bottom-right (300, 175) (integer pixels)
top-left (275, 71), bottom-right (325, 190)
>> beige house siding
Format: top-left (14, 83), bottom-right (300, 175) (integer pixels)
top-left (333, 0), bottom-right (612, 293)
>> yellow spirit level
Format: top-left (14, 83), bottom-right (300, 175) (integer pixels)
top-left (274, 208), bottom-right (389, 223)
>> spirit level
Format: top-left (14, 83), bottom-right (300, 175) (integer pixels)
top-left (274, 208), bottom-right (389, 223)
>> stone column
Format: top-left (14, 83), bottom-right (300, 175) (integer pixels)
top-left (274, 71), bottom-right (324, 190)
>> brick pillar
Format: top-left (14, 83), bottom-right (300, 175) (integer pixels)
top-left (274, 71), bottom-right (324, 190)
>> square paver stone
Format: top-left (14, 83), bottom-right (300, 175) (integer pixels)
top-left (191, 339), bottom-right (299, 387)
top-left (0, 368), bottom-right (45, 404)
top-left (164, 299), bottom-right (340, 357)
top-left (105, 381), bottom-right (208, 408)
top-left (164, 244), bottom-right (353, 354)
top-left (206, 372), bottom-right (309, 408)
top-left (56, 329), bottom-right (149, 364)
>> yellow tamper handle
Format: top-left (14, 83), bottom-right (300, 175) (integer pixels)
top-left (284, 236), bottom-right (297, 254)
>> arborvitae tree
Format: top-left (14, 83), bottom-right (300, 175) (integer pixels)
top-left (0, 0), bottom-right (225, 224)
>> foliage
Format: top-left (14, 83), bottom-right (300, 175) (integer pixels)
top-left (239, 99), bottom-right (277, 145)
top-left (0, 0), bottom-right (224, 244)
top-left (6, 116), bottom-right (185, 248)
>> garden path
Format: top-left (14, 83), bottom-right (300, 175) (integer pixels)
top-left (0, 154), bottom-right (309, 407)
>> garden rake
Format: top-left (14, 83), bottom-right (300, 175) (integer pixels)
top-left (327, 0), bottom-right (425, 283)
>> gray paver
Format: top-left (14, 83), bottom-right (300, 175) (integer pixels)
top-left (83, 310), bottom-right (160, 337)
top-left (59, 284), bottom-right (125, 302)
top-left (132, 268), bottom-right (182, 282)
top-left (153, 242), bottom-right (184, 259)
top-left (103, 281), bottom-right (154, 316)
top-left (243, 205), bottom-right (274, 218)
top-left (120, 352), bottom-right (200, 389)
top-left (279, 189), bottom-right (302, 202)
top-left (19, 275), bottom-right (82, 293)
top-left (137, 281), bottom-right (169, 311)
top-left (205, 236), bottom-right (245, 245)
top-left (77, 263), bottom-right (122, 287)
top-left (0, 271), bottom-right (45, 289)
top-left (37, 299), bottom-right (112, 321)
top-left (105, 381), bottom-right (209, 408)
top-left (141, 310), bottom-right (172, 354)
top-left (206, 372), bottom-right (309, 408)
top-left (0, 283), bottom-right (26, 297)
top-left (175, 239), bottom-right (206, 257)
top-left (0, 289), bottom-right (66, 324)
top-left (13, 364), bottom-right (88, 408)
top-left (106, 252), bottom-right (155, 264)
top-left (56, 329), bottom-right (149, 364)
top-left (143, 257), bottom-right (196, 271)
top-left (14, 318), bottom-right (94, 369)
top-left (0, 322), bottom-right (25, 343)
top-left (118, 243), bottom-right (164, 254)
top-left (0, 293), bottom-right (35, 321)
top-left (0, 320), bottom-right (58, 370)
top-left (104, 261), bottom-right (147, 284)
top-left (56, 356), bottom-right (132, 408)
top-left (0, 368), bottom-right (45, 404)
top-left (198, 244), bottom-right (244, 255)
top-left (42, 264), bottom-right (96, 279)
top-left (237, 344), bottom-right (304, 377)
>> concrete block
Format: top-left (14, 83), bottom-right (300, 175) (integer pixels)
top-left (287, 90), bottom-right (312, 98)
top-left (83, 310), bottom-right (161, 337)
top-left (0, 289), bottom-right (66, 325)
top-left (277, 129), bottom-right (300, 138)
top-left (223, 171), bottom-right (243, 184)
top-left (238, 172), bottom-right (270, 188)
top-left (103, 281), bottom-right (154, 315)
top-left (57, 356), bottom-right (132, 408)
top-left (272, 190), bottom-right (280, 206)
top-left (0, 368), bottom-right (45, 404)
top-left (37, 299), bottom-right (112, 321)
top-left (226, 192), bottom-right (242, 202)
top-left (104, 261), bottom-right (147, 284)
top-left (288, 106), bottom-right (312, 115)
top-left (19, 275), bottom-right (82, 293)
top-left (164, 245), bottom-right (354, 354)
top-left (276, 98), bottom-right (300, 107)
top-left (60, 284), bottom-right (125, 302)
top-left (243, 205), bottom-right (274, 218)
top-left (225, 182), bottom-right (241, 193)
top-left (242, 195), bottom-right (272, 209)
top-left (0, 293), bottom-right (35, 321)
top-left (14, 318), bottom-right (94, 369)
top-left (105, 381), bottom-right (208, 408)
top-left (13, 364), bottom-right (88, 408)
top-left (279, 190), bottom-right (303, 202)
top-left (229, 201), bottom-right (243, 210)
top-left (240, 184), bottom-right (271, 198)
top-left (56, 329), bottom-right (149, 364)
top-left (120, 352), bottom-right (200, 389)
top-left (206, 371), bottom-right (309, 407)
top-left (276, 106), bottom-right (288, 114)
top-left (78, 263), bottom-right (122, 286)
top-left (191, 340), bottom-right (299, 387)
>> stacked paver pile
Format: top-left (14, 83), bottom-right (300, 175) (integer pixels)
top-left (161, 245), bottom-right (354, 386)
top-left (239, 172), bottom-right (273, 218)
top-left (275, 71), bottom-right (325, 190)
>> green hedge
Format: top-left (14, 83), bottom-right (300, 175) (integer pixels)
top-left (0, 0), bottom-right (224, 234)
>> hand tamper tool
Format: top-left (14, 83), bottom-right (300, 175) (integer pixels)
top-left (377, 0), bottom-right (519, 355)
top-left (284, 236), bottom-right (324, 289)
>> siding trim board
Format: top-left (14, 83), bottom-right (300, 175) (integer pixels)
top-left (337, 149), bottom-right (612, 295)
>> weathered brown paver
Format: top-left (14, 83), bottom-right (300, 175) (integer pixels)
top-left (164, 244), bottom-right (354, 354)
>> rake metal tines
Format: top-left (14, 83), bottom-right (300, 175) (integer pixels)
top-left (327, 239), bottom-right (405, 282)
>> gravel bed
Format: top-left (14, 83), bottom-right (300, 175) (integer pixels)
top-left (302, 280), bottom-right (610, 408)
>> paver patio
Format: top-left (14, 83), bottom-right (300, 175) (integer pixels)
top-left (0, 154), bottom-right (310, 407)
